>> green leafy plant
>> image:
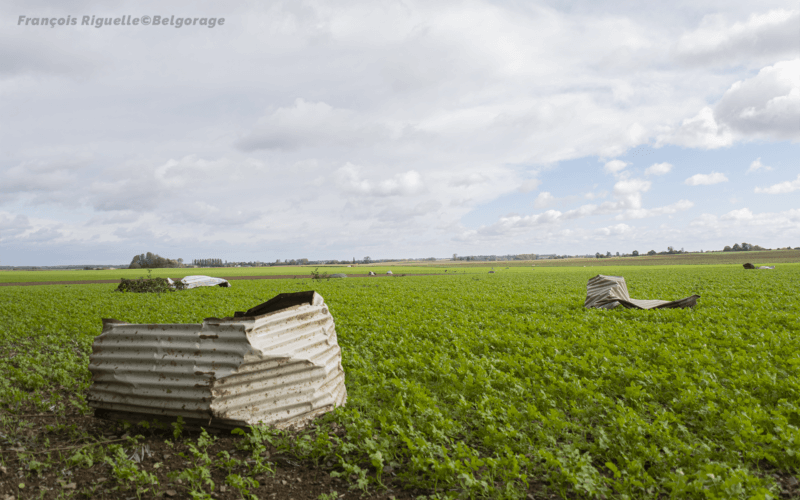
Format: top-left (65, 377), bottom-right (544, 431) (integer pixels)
top-left (225, 473), bottom-right (260, 500)
top-left (104, 445), bottom-right (158, 499)
top-left (310, 267), bottom-right (330, 280)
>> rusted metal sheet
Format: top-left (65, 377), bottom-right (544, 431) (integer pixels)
top-left (585, 275), bottom-right (699, 310)
top-left (87, 291), bottom-right (346, 430)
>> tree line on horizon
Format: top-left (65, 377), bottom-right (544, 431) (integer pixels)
top-left (128, 252), bottom-right (182, 269)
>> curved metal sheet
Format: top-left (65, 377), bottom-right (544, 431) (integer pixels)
top-left (87, 291), bottom-right (346, 429)
top-left (179, 275), bottom-right (231, 288)
top-left (585, 275), bottom-right (699, 310)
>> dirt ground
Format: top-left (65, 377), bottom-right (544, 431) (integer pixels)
top-left (0, 400), bottom-right (433, 500)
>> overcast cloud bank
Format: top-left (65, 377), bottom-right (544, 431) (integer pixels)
top-left (1, 0), bottom-right (798, 264)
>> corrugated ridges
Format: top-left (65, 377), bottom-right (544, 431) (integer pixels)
top-left (87, 291), bottom-right (347, 429)
top-left (585, 274), bottom-right (699, 310)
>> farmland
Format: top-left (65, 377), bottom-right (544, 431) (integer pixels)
top-left (1, 264), bottom-right (799, 499)
top-left (1, 249), bottom-right (799, 284)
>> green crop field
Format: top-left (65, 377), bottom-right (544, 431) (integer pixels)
top-left (0, 265), bottom-right (455, 283)
top-left (1, 264), bottom-right (799, 499)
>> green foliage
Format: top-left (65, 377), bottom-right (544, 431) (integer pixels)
top-left (172, 416), bottom-right (185, 439)
top-left (104, 444), bottom-right (159, 498)
top-left (129, 251), bottom-right (182, 269)
top-left (311, 267), bottom-right (331, 280)
top-left (225, 473), bottom-right (260, 499)
top-left (172, 428), bottom-right (217, 499)
top-left (117, 276), bottom-right (186, 293)
top-left (1, 265), bottom-right (799, 498)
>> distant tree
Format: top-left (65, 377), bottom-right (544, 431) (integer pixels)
top-left (452, 254), bottom-right (457, 260)
top-left (616, 252), bottom-right (620, 257)
top-left (595, 252), bottom-right (602, 258)
top-left (364, 256), bottom-right (372, 263)
top-left (129, 252), bottom-right (180, 269)
top-left (632, 250), bottom-right (639, 256)
top-left (732, 243), bottom-right (742, 251)
top-left (723, 246), bottom-right (732, 252)
top-left (647, 250), bottom-right (656, 256)
top-left (606, 251), bottom-right (611, 257)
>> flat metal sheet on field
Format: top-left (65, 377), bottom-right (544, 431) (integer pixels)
top-left (86, 291), bottom-right (347, 430)
top-left (585, 275), bottom-right (699, 310)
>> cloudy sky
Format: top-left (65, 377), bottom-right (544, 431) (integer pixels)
top-left (1, 0), bottom-right (798, 265)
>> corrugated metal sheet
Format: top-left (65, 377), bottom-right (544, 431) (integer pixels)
top-left (585, 275), bottom-right (700, 310)
top-left (87, 291), bottom-right (346, 430)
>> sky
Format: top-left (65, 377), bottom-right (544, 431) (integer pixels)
top-left (1, 0), bottom-right (798, 265)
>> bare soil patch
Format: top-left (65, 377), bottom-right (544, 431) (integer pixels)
top-left (0, 399), bottom-right (428, 500)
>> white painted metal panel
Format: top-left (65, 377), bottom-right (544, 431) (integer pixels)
top-left (87, 291), bottom-right (346, 429)
top-left (179, 275), bottom-right (231, 289)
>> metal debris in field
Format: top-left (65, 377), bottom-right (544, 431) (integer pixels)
top-left (585, 275), bottom-right (699, 310)
top-left (168, 275), bottom-right (231, 289)
top-left (743, 263), bottom-right (774, 270)
top-left (87, 291), bottom-right (346, 430)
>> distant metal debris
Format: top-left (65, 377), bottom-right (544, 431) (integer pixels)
top-left (585, 275), bottom-right (699, 310)
top-left (386, 271), bottom-right (393, 275)
top-left (743, 263), bottom-right (774, 270)
top-left (329, 273), bottom-right (347, 278)
top-left (167, 275), bottom-right (231, 289)
top-left (368, 271), bottom-right (376, 276)
top-left (87, 291), bottom-right (346, 430)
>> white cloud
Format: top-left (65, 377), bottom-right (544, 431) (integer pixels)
top-left (660, 59), bottom-right (800, 148)
top-left (685, 172), bottom-right (729, 186)
top-left (0, 212), bottom-right (32, 238)
top-left (658, 107), bottom-right (734, 149)
top-left (517, 179), bottom-right (542, 193)
top-left (237, 99), bottom-right (390, 151)
top-left (2, 1), bottom-right (799, 263)
top-left (754, 174), bottom-right (800, 194)
top-left (533, 191), bottom-right (556, 208)
top-left (449, 173), bottom-right (490, 188)
top-left (713, 59), bottom-right (800, 140)
top-left (747, 158), bottom-right (773, 173)
top-left (334, 163), bottom-right (425, 197)
top-left (595, 223), bottom-right (633, 236)
top-left (721, 208), bottom-right (754, 221)
top-left (376, 200), bottom-right (442, 222)
top-left (673, 9), bottom-right (800, 68)
top-left (612, 178), bottom-right (651, 209)
top-left (645, 162), bottom-right (672, 175)
top-left (603, 160), bottom-right (628, 175)
top-left (690, 213), bottom-right (719, 227)
top-left (617, 199), bottom-right (694, 220)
